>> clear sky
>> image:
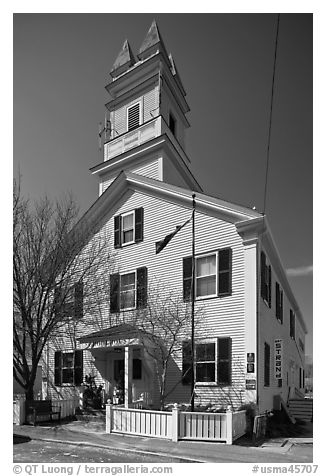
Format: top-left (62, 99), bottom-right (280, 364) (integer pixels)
top-left (13, 13), bottom-right (313, 355)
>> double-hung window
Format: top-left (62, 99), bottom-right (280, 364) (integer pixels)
top-left (182, 338), bottom-right (232, 386)
top-left (120, 272), bottom-right (136, 310)
top-left (183, 248), bottom-right (232, 301)
top-left (110, 267), bottom-right (147, 313)
top-left (196, 342), bottom-right (216, 383)
top-left (114, 208), bottom-right (144, 248)
top-left (54, 350), bottom-right (83, 386)
top-left (121, 211), bottom-right (134, 245)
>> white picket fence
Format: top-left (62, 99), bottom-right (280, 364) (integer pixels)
top-left (13, 396), bottom-right (79, 424)
top-left (106, 404), bottom-right (246, 444)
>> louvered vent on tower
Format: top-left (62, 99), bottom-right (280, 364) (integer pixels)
top-left (127, 103), bottom-right (140, 131)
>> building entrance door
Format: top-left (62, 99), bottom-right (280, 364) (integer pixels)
top-left (113, 359), bottom-right (125, 404)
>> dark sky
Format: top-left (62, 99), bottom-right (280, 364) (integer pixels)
top-left (13, 13), bottom-right (313, 354)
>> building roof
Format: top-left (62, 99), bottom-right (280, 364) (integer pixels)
top-left (110, 39), bottom-right (136, 78)
top-left (138, 19), bottom-right (169, 61)
top-left (78, 323), bottom-right (143, 344)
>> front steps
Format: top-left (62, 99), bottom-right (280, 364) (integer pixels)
top-left (288, 399), bottom-right (313, 422)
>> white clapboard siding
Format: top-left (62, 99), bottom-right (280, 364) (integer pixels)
top-left (257, 245), bottom-right (306, 412)
top-left (47, 187), bottom-right (247, 408)
top-left (101, 190), bottom-right (246, 406)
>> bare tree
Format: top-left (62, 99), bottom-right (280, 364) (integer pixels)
top-left (13, 178), bottom-right (113, 399)
top-left (134, 283), bottom-right (203, 410)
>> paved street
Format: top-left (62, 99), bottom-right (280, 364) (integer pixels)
top-left (13, 438), bottom-right (193, 463)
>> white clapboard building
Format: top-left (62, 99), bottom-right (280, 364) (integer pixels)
top-left (46, 20), bottom-right (307, 414)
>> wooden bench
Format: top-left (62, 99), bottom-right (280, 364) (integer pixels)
top-left (25, 400), bottom-right (61, 426)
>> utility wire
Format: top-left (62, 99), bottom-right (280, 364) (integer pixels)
top-left (263, 13), bottom-right (280, 216)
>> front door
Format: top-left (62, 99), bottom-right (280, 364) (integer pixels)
top-left (113, 359), bottom-right (124, 404)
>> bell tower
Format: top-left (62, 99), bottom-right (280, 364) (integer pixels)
top-left (91, 20), bottom-right (202, 195)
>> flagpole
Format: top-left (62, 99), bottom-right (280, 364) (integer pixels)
top-left (191, 193), bottom-right (196, 412)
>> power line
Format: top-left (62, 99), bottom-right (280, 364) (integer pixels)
top-left (263, 13), bottom-right (280, 216)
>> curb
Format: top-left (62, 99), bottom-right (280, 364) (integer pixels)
top-left (20, 435), bottom-right (204, 463)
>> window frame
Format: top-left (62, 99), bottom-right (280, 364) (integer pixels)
top-left (119, 270), bottom-right (137, 311)
top-left (182, 337), bottom-right (232, 387)
top-left (55, 350), bottom-right (83, 387)
top-left (195, 340), bottom-right (217, 384)
top-left (127, 101), bottom-right (142, 131)
top-left (195, 253), bottom-right (217, 299)
top-left (121, 210), bottom-right (135, 246)
top-left (189, 249), bottom-right (232, 301)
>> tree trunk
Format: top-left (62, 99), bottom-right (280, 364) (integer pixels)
top-left (25, 386), bottom-right (34, 401)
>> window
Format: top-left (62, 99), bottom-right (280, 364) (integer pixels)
top-left (264, 342), bottom-right (270, 387)
top-left (110, 267), bottom-right (147, 313)
top-left (127, 102), bottom-right (141, 131)
top-left (122, 212), bottom-right (134, 244)
top-left (182, 338), bottom-right (231, 386)
top-left (133, 359), bottom-right (142, 380)
top-left (54, 282), bottom-right (83, 319)
top-left (196, 342), bottom-right (216, 383)
top-left (169, 113), bottom-right (176, 136)
top-left (275, 282), bottom-right (283, 323)
top-left (290, 310), bottom-right (296, 339)
top-left (120, 272), bottom-right (136, 310)
top-left (299, 338), bottom-right (305, 353)
top-left (54, 350), bottom-right (83, 386)
top-left (183, 249), bottom-right (232, 301)
top-left (114, 208), bottom-right (144, 248)
top-left (196, 255), bottom-right (216, 298)
top-left (261, 251), bottom-right (272, 307)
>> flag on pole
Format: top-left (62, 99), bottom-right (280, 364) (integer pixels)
top-left (155, 213), bottom-right (192, 254)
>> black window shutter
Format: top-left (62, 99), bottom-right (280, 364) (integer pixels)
top-left (264, 342), bottom-right (270, 387)
top-left (280, 290), bottom-right (283, 323)
top-left (74, 282), bottom-right (83, 320)
top-left (276, 282), bottom-right (280, 319)
top-left (135, 207), bottom-right (144, 243)
top-left (182, 341), bottom-right (193, 385)
top-left (268, 266), bottom-right (272, 308)
top-left (218, 248), bottom-right (232, 296)
top-left (54, 351), bottom-right (62, 386)
top-left (217, 337), bottom-right (232, 385)
top-left (136, 267), bottom-right (147, 309)
top-left (261, 252), bottom-right (266, 300)
top-left (74, 350), bottom-right (83, 386)
top-left (110, 273), bottom-right (120, 313)
top-left (183, 257), bottom-right (192, 302)
top-left (290, 310), bottom-right (295, 339)
top-left (114, 215), bottom-right (122, 248)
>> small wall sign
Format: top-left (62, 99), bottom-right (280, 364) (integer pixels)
top-left (247, 363), bottom-right (255, 373)
top-left (247, 353), bottom-right (255, 363)
top-left (246, 379), bottom-right (256, 390)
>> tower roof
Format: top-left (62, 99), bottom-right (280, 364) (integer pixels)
top-left (110, 39), bottom-right (136, 78)
top-left (138, 19), bottom-right (169, 61)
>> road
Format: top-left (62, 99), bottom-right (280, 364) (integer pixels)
top-left (13, 438), bottom-right (194, 463)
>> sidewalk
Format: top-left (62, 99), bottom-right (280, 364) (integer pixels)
top-left (13, 420), bottom-right (313, 463)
